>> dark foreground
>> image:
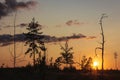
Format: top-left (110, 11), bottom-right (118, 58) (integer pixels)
top-left (0, 68), bottom-right (120, 80)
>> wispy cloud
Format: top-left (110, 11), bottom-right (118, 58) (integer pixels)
top-left (55, 20), bottom-right (84, 28)
top-left (3, 22), bottom-right (43, 29)
top-left (16, 23), bottom-right (28, 28)
top-left (17, 23), bottom-right (43, 28)
top-left (66, 20), bottom-right (84, 26)
top-left (0, 0), bottom-right (37, 18)
top-left (0, 33), bottom-right (96, 46)
top-left (87, 36), bottom-right (96, 39)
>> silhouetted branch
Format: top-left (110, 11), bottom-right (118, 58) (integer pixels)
top-left (95, 47), bottom-right (102, 56)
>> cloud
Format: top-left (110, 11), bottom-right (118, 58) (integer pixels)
top-left (0, 34), bottom-right (13, 46)
top-left (44, 33), bottom-right (86, 43)
top-left (66, 20), bottom-right (84, 26)
top-left (55, 20), bottom-right (84, 28)
top-left (0, 34), bottom-right (26, 46)
top-left (16, 23), bottom-right (28, 28)
top-left (17, 23), bottom-right (43, 28)
top-left (87, 36), bottom-right (97, 39)
top-left (0, 0), bottom-right (37, 18)
top-left (0, 33), bottom-right (88, 46)
top-left (3, 22), bottom-right (43, 29)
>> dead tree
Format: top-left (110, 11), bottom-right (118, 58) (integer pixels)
top-left (13, 11), bottom-right (17, 68)
top-left (9, 11), bottom-right (26, 68)
top-left (114, 52), bottom-right (118, 70)
top-left (95, 14), bottom-right (107, 76)
top-left (9, 41), bottom-right (26, 66)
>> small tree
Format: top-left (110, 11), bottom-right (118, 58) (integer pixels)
top-left (54, 57), bottom-right (62, 69)
top-left (60, 40), bottom-right (74, 68)
top-left (114, 52), bottom-right (118, 70)
top-left (81, 56), bottom-right (87, 70)
top-left (81, 56), bottom-right (93, 71)
top-left (25, 18), bottom-right (44, 66)
top-left (40, 44), bottom-right (47, 66)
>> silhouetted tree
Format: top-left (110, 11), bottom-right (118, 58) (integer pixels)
top-left (114, 52), bottom-right (118, 70)
top-left (60, 40), bottom-right (74, 68)
top-left (95, 14), bottom-right (107, 76)
top-left (9, 11), bottom-right (26, 68)
top-left (54, 57), bottom-right (62, 69)
top-left (36, 52), bottom-right (42, 65)
top-left (85, 57), bottom-right (93, 71)
top-left (40, 44), bottom-right (47, 66)
top-left (81, 56), bottom-right (87, 70)
top-left (49, 57), bottom-right (53, 67)
top-left (24, 18), bottom-right (44, 66)
top-left (9, 40), bottom-right (26, 68)
top-left (81, 56), bottom-right (93, 71)
top-left (13, 11), bottom-right (17, 68)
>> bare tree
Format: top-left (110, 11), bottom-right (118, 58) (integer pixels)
top-left (13, 11), bottom-right (17, 68)
top-left (95, 14), bottom-right (107, 76)
top-left (8, 11), bottom-right (26, 68)
top-left (114, 52), bottom-right (118, 70)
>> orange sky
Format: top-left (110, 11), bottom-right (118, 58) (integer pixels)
top-left (0, 0), bottom-right (120, 70)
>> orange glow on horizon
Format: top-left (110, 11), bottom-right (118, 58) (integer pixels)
top-left (93, 61), bottom-right (99, 69)
top-left (93, 61), bottom-right (99, 67)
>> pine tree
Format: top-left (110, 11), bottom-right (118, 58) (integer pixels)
top-left (24, 18), bottom-right (44, 66)
top-left (60, 40), bottom-right (74, 67)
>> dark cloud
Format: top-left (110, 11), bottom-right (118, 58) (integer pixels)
top-left (0, 34), bottom-right (13, 46)
top-left (66, 20), bottom-right (84, 26)
top-left (0, 33), bottom-right (88, 46)
top-left (0, 34), bottom-right (26, 46)
top-left (14, 34), bottom-right (26, 42)
top-left (15, 1), bottom-right (37, 9)
top-left (0, 0), bottom-right (37, 18)
top-left (43, 33), bottom-right (86, 43)
top-left (0, 2), bottom-right (7, 18)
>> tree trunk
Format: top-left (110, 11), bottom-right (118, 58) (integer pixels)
top-left (100, 14), bottom-right (107, 78)
top-left (33, 52), bottom-right (35, 66)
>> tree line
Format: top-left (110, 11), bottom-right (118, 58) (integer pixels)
top-left (22, 18), bottom-right (94, 72)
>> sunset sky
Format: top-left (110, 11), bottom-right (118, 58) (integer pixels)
top-left (0, 0), bottom-right (120, 70)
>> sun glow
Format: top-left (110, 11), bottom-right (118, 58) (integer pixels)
top-left (93, 61), bottom-right (99, 67)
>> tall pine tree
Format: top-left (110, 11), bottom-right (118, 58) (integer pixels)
top-left (25, 18), bottom-right (44, 66)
